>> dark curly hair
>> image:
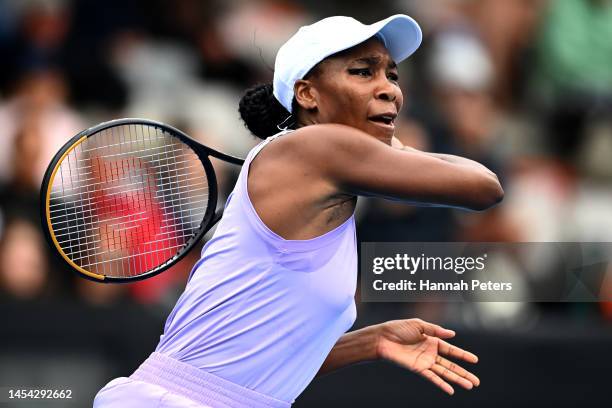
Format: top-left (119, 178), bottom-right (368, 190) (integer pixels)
top-left (238, 83), bottom-right (295, 139)
top-left (238, 61), bottom-right (325, 139)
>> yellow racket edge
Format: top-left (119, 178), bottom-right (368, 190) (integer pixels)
top-left (44, 134), bottom-right (106, 282)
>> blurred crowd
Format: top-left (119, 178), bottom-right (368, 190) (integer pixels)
top-left (1, 0), bottom-right (612, 328)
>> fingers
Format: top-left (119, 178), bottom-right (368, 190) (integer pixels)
top-left (438, 339), bottom-right (479, 364)
top-left (435, 355), bottom-right (480, 388)
top-left (414, 319), bottom-right (455, 339)
top-left (421, 368), bottom-right (455, 395)
top-left (431, 364), bottom-right (473, 390)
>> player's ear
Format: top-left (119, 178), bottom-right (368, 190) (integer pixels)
top-left (294, 79), bottom-right (318, 111)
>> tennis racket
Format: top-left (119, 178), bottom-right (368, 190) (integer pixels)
top-left (40, 118), bottom-right (244, 283)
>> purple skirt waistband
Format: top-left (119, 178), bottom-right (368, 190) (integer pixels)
top-left (130, 352), bottom-right (291, 408)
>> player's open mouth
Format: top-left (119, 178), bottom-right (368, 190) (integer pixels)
top-left (368, 113), bottom-right (397, 129)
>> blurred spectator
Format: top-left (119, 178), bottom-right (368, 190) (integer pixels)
top-left (59, 0), bottom-right (138, 110)
top-left (530, 0), bottom-right (612, 160)
top-left (0, 67), bottom-right (83, 184)
top-left (0, 0), bottom-right (69, 93)
top-left (533, 0), bottom-right (612, 103)
top-left (466, 0), bottom-right (546, 108)
top-left (0, 105), bottom-right (75, 299)
top-left (218, 0), bottom-right (309, 70)
top-left (0, 219), bottom-right (48, 299)
top-left (196, 15), bottom-right (263, 89)
top-left (0, 117), bottom-right (43, 224)
top-left (400, 0), bottom-right (546, 108)
top-left (428, 30), bottom-right (497, 159)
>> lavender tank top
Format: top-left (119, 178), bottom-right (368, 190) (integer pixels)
top-left (155, 130), bottom-right (357, 403)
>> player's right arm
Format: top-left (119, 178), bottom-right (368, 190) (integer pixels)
top-left (292, 124), bottom-right (504, 211)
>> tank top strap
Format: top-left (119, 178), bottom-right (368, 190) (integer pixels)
top-left (244, 129), bottom-right (294, 166)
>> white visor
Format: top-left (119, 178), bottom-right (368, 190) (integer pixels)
top-left (273, 14), bottom-right (422, 113)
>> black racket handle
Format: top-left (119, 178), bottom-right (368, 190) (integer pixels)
top-left (206, 149), bottom-right (245, 166)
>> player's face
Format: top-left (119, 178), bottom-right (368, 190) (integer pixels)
top-left (308, 38), bottom-right (403, 143)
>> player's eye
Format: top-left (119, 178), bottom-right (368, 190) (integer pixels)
top-left (388, 72), bottom-right (399, 82)
top-left (348, 68), bottom-right (372, 77)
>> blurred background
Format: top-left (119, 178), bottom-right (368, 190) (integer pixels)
top-left (1, 0), bottom-right (612, 406)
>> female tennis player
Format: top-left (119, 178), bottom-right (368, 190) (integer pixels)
top-left (94, 14), bottom-right (502, 408)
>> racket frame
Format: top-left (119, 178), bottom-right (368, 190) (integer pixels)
top-left (40, 118), bottom-right (237, 283)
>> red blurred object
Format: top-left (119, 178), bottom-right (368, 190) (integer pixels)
top-left (90, 155), bottom-right (179, 276)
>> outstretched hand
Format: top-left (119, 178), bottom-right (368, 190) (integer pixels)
top-left (375, 319), bottom-right (480, 395)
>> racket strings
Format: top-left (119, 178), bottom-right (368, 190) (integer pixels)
top-left (48, 124), bottom-right (210, 278)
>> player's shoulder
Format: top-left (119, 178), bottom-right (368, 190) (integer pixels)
top-left (273, 124), bottom-right (374, 158)
top-left (285, 123), bottom-right (368, 142)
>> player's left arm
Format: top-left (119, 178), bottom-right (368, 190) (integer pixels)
top-left (391, 136), bottom-right (492, 172)
top-left (316, 319), bottom-right (480, 395)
